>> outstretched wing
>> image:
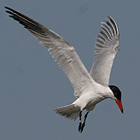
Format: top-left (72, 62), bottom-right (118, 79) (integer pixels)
top-left (90, 16), bottom-right (120, 86)
top-left (5, 7), bottom-right (94, 97)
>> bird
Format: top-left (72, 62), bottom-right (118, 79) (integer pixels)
top-left (5, 6), bottom-right (123, 133)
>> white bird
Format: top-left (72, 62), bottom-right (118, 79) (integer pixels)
top-left (5, 6), bottom-right (123, 132)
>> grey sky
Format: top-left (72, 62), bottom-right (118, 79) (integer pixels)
top-left (1, 0), bottom-right (140, 139)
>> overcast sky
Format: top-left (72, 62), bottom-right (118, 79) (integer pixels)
top-left (1, 0), bottom-right (140, 139)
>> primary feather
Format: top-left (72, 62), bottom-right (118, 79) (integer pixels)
top-left (90, 16), bottom-right (120, 86)
top-left (5, 6), bottom-right (94, 97)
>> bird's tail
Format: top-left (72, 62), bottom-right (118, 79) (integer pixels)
top-left (54, 104), bottom-right (80, 121)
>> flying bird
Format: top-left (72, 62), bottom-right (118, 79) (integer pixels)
top-left (5, 6), bottom-right (123, 132)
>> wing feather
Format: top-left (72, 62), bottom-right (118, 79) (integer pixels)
top-left (5, 7), bottom-right (94, 97)
top-left (90, 16), bottom-right (120, 86)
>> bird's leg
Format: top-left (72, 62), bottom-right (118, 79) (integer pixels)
top-left (80, 112), bottom-right (89, 133)
top-left (78, 111), bottom-right (82, 132)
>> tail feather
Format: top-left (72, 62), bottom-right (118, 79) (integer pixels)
top-left (54, 104), bottom-right (80, 121)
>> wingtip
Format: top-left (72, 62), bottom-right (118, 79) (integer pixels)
top-left (107, 15), bottom-right (112, 19)
top-left (5, 6), bottom-right (12, 14)
top-left (107, 15), bottom-right (120, 37)
top-left (5, 6), bottom-right (10, 10)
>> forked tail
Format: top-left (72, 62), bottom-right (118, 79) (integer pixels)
top-left (54, 104), bottom-right (80, 121)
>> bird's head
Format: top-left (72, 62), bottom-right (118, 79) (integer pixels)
top-left (109, 85), bottom-right (123, 113)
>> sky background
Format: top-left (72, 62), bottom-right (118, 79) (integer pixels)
top-left (0, 0), bottom-right (140, 139)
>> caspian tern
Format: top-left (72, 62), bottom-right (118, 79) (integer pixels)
top-left (5, 6), bottom-right (123, 132)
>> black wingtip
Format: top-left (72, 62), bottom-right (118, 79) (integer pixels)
top-left (5, 6), bottom-right (13, 15)
top-left (5, 6), bottom-right (11, 11)
top-left (5, 6), bottom-right (14, 10)
top-left (5, 6), bottom-right (8, 8)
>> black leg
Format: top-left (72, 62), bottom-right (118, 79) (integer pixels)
top-left (78, 111), bottom-right (82, 132)
top-left (80, 112), bottom-right (89, 133)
